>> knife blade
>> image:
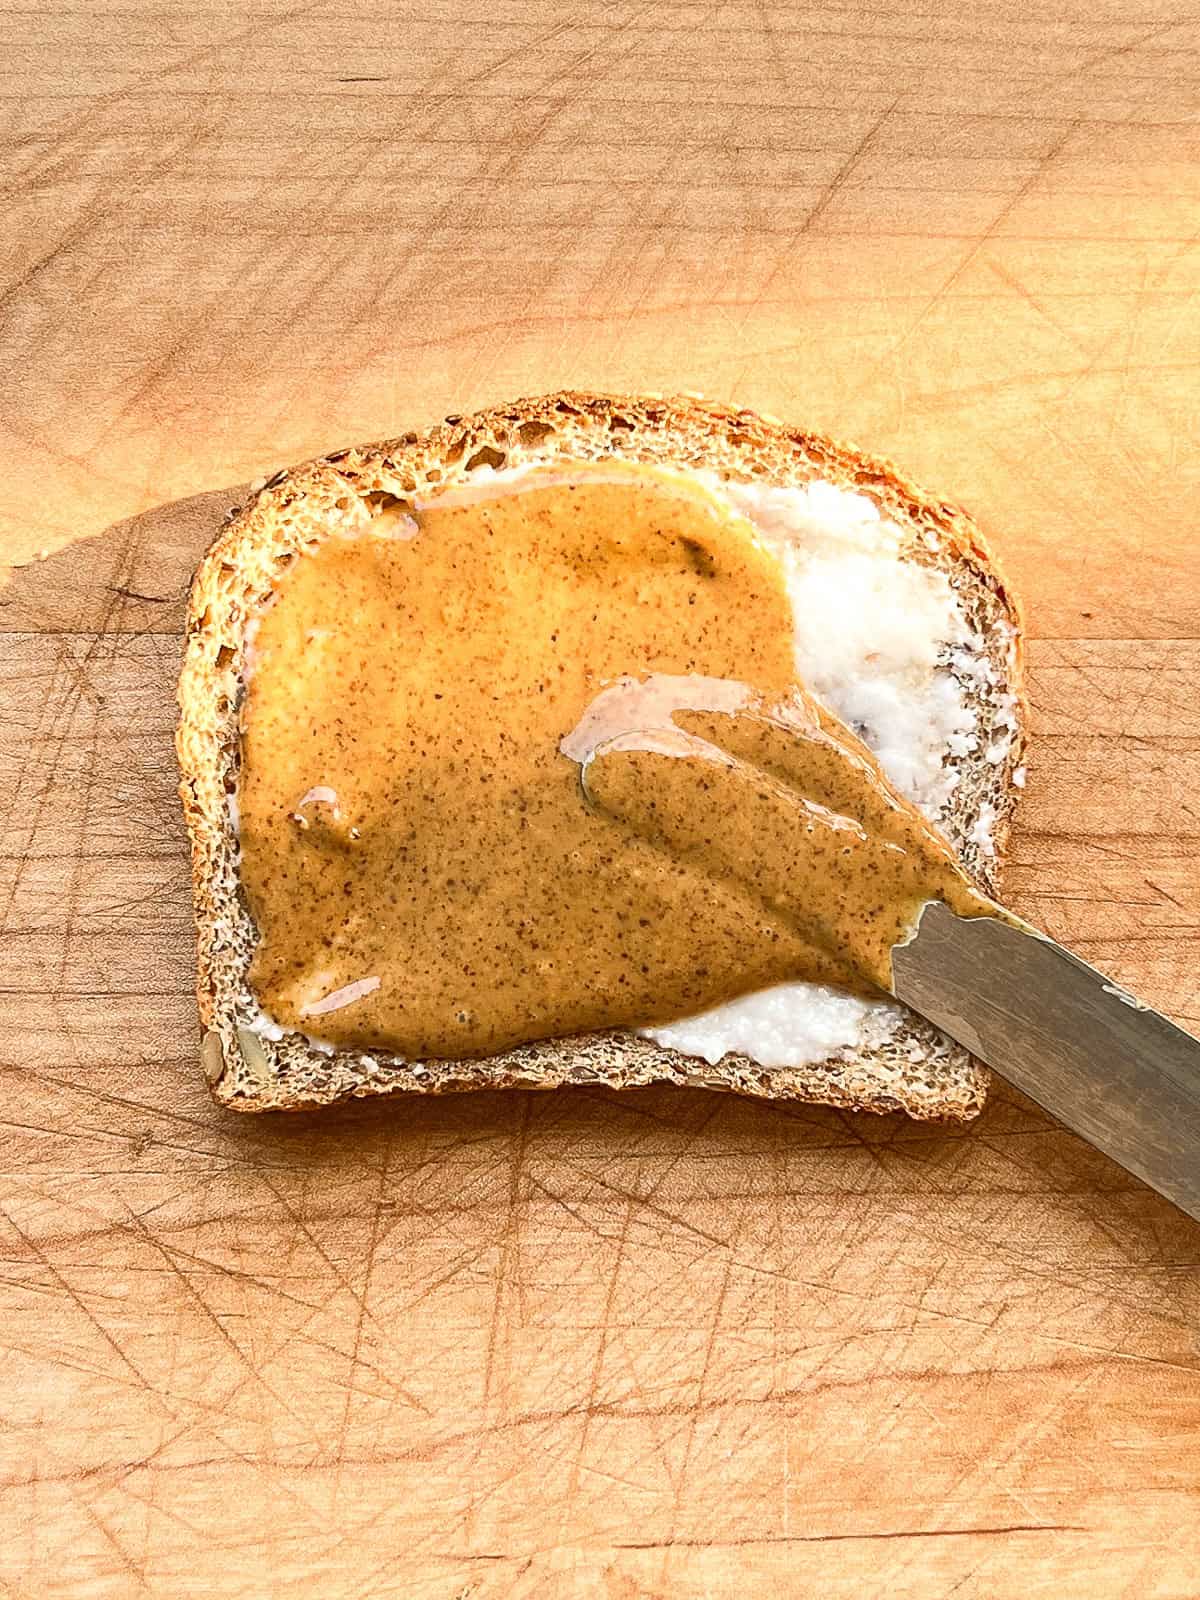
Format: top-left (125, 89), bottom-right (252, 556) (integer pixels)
top-left (892, 901), bottom-right (1200, 1222)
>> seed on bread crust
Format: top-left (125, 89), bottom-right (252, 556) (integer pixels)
top-left (235, 1027), bottom-right (272, 1084)
top-left (201, 1029), bottom-right (226, 1087)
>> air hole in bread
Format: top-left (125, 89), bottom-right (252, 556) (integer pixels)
top-left (362, 491), bottom-right (409, 515)
top-left (215, 644), bottom-right (235, 669)
top-left (517, 421), bottom-right (555, 447)
top-left (465, 446), bottom-right (507, 472)
top-left (608, 415), bottom-right (635, 432)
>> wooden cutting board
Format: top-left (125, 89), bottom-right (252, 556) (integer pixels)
top-left (3, 3), bottom-right (1199, 1595)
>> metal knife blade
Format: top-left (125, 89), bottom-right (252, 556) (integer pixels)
top-left (892, 901), bottom-right (1200, 1223)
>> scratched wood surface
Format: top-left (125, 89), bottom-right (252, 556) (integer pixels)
top-left (3, 2), bottom-right (1200, 1595)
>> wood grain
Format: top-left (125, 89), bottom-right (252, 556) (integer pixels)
top-left (2, 2), bottom-right (1199, 1595)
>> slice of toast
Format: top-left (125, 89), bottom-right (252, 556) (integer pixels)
top-left (176, 391), bottom-right (1026, 1118)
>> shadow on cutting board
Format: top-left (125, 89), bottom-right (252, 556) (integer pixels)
top-left (4, 485), bottom-right (1186, 1245)
top-left (0, 480), bottom-right (251, 635)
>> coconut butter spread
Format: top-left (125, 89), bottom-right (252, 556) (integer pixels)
top-left (237, 462), bottom-right (990, 1058)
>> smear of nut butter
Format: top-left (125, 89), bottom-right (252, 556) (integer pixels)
top-left (237, 462), bottom-right (988, 1057)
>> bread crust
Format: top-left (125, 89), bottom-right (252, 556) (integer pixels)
top-left (176, 391), bottom-right (1026, 1117)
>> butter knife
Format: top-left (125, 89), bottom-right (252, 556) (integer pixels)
top-left (893, 901), bottom-right (1200, 1223)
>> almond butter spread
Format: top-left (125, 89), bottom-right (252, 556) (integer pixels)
top-left (237, 462), bottom-right (989, 1057)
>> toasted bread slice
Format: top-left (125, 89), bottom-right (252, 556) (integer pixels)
top-left (176, 392), bottom-right (1025, 1117)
